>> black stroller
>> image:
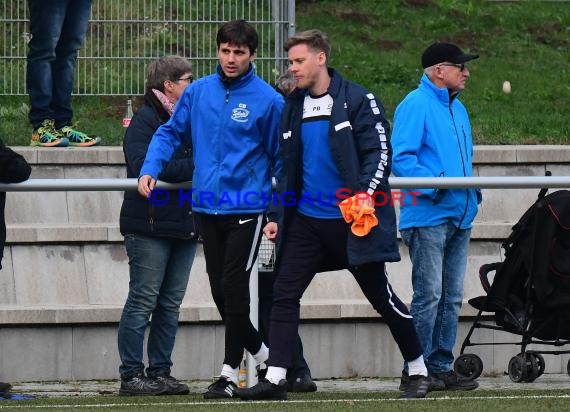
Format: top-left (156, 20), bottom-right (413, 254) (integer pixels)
top-left (454, 186), bottom-right (570, 383)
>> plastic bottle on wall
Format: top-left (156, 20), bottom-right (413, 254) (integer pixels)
top-left (238, 355), bottom-right (247, 388)
top-left (123, 99), bottom-right (133, 128)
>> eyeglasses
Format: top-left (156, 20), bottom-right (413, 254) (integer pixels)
top-left (177, 75), bottom-right (193, 83)
top-left (439, 63), bottom-right (467, 72)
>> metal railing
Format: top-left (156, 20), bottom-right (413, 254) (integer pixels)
top-left (3, 174), bottom-right (569, 274)
top-left (2, 176), bottom-right (570, 192)
top-left (2, 175), bottom-right (568, 386)
top-left (0, 0), bottom-right (295, 96)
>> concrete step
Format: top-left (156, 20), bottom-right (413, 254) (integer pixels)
top-left (0, 145), bottom-right (569, 382)
top-left (4, 222), bottom-right (515, 243)
top-left (10, 374), bottom-right (570, 397)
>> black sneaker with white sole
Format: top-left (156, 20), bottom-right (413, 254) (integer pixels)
top-left (203, 376), bottom-right (236, 399)
top-left (119, 373), bottom-right (168, 396)
top-left (234, 378), bottom-right (287, 401)
top-left (154, 375), bottom-right (190, 395)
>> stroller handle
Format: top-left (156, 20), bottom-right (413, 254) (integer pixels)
top-left (479, 262), bottom-right (501, 293)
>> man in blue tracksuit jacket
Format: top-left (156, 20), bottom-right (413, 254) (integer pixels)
top-left (138, 20), bottom-right (288, 399)
top-left (391, 42), bottom-right (481, 391)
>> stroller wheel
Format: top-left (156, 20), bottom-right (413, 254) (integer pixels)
top-left (524, 353), bottom-right (540, 383)
top-left (508, 354), bottom-right (527, 383)
top-left (531, 353), bottom-right (545, 378)
top-left (454, 354), bottom-right (483, 380)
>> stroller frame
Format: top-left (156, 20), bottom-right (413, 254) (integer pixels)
top-left (455, 183), bottom-right (570, 383)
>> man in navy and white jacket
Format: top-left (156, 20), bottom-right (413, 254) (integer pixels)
top-left (391, 42), bottom-right (481, 391)
top-left (235, 29), bottom-right (431, 401)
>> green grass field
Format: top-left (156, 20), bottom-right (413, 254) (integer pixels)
top-left (1, 390), bottom-right (570, 411)
top-left (0, 0), bottom-right (568, 146)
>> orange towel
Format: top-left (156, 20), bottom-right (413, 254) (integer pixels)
top-left (338, 194), bottom-right (378, 237)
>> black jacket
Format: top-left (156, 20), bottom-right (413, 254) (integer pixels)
top-left (0, 140), bottom-right (32, 269)
top-left (276, 68), bottom-right (400, 266)
top-left (119, 91), bottom-right (197, 239)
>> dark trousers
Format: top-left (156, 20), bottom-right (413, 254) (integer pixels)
top-left (268, 212), bottom-right (423, 369)
top-left (196, 212), bottom-right (264, 369)
top-left (259, 270), bottom-right (311, 379)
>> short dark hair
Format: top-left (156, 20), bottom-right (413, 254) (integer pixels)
top-left (216, 19), bottom-right (258, 55)
top-left (284, 29), bottom-right (331, 63)
top-left (146, 55), bottom-right (192, 93)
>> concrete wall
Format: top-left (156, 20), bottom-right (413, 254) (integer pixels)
top-left (1, 145), bottom-right (569, 382)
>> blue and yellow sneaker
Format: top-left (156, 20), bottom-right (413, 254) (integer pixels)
top-left (58, 126), bottom-right (101, 147)
top-left (30, 120), bottom-right (69, 147)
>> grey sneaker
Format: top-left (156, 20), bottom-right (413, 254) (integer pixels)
top-left (431, 370), bottom-right (479, 391)
top-left (154, 374), bottom-right (189, 395)
top-left (119, 373), bottom-right (167, 396)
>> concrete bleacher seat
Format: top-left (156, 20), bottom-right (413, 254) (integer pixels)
top-left (1, 145), bottom-right (569, 382)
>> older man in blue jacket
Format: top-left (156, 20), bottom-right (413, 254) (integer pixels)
top-left (391, 42), bottom-right (481, 391)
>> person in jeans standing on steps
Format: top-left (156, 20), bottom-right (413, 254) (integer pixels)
top-left (118, 56), bottom-right (196, 396)
top-left (27, 0), bottom-right (100, 147)
top-left (391, 42), bottom-right (481, 391)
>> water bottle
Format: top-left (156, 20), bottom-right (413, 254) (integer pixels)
top-left (123, 99), bottom-right (133, 128)
top-left (238, 356), bottom-right (247, 388)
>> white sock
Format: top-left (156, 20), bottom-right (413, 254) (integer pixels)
top-left (407, 355), bottom-right (428, 377)
top-left (252, 342), bottom-right (269, 365)
top-left (265, 366), bottom-right (286, 385)
top-left (221, 364), bottom-right (239, 384)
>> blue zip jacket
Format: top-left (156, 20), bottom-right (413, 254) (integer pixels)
top-left (140, 64), bottom-right (283, 215)
top-left (391, 74), bottom-right (480, 230)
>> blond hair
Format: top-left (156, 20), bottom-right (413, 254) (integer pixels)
top-left (284, 29), bottom-right (331, 63)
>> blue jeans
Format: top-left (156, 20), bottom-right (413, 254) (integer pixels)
top-left (118, 233), bottom-right (197, 379)
top-left (400, 223), bottom-right (471, 373)
top-left (26, 0), bottom-right (92, 129)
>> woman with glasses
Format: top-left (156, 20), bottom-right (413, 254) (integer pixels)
top-left (117, 55), bottom-right (197, 396)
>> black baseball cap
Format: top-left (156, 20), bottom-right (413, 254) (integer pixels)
top-left (421, 42), bottom-right (479, 69)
